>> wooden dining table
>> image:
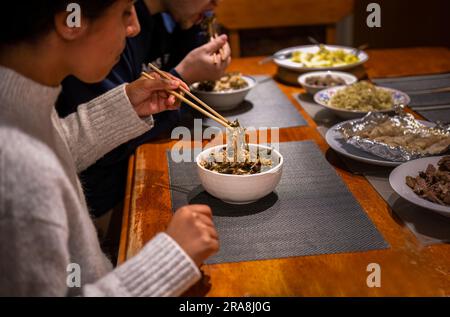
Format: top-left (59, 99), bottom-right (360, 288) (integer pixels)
top-left (118, 47), bottom-right (450, 296)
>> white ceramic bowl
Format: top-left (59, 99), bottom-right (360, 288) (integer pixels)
top-left (196, 144), bottom-right (283, 204)
top-left (313, 85), bottom-right (411, 119)
top-left (274, 44), bottom-right (369, 71)
top-left (298, 71), bottom-right (357, 95)
top-left (190, 75), bottom-right (256, 111)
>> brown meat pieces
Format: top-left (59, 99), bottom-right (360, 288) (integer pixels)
top-left (439, 156), bottom-right (450, 171)
top-left (405, 155), bottom-right (450, 206)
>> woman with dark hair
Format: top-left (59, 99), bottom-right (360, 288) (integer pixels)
top-left (0, 0), bottom-right (218, 296)
top-left (57, 0), bottom-right (231, 220)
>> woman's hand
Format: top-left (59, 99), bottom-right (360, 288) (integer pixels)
top-left (175, 34), bottom-right (232, 85)
top-left (166, 204), bottom-right (219, 267)
top-left (125, 72), bottom-right (189, 117)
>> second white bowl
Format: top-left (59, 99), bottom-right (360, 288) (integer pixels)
top-left (298, 71), bottom-right (357, 95)
top-left (190, 75), bottom-right (256, 111)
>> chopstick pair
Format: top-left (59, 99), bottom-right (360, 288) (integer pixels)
top-left (207, 19), bottom-right (225, 64)
top-left (211, 33), bottom-right (226, 64)
top-left (140, 63), bottom-right (232, 129)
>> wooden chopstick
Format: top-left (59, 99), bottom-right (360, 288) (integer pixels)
top-left (408, 87), bottom-right (450, 95)
top-left (146, 63), bottom-right (231, 125)
top-left (410, 104), bottom-right (450, 111)
top-left (207, 23), bottom-right (218, 64)
top-left (210, 35), bottom-right (218, 64)
top-left (214, 33), bottom-right (226, 61)
top-left (212, 51), bottom-right (218, 64)
top-left (140, 72), bottom-right (231, 128)
top-left (208, 19), bottom-right (225, 62)
top-left (168, 90), bottom-right (231, 128)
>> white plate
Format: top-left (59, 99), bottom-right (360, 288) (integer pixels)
top-left (325, 120), bottom-right (401, 167)
top-left (325, 119), bottom-right (435, 167)
top-left (314, 85), bottom-right (411, 119)
top-left (274, 44), bottom-right (369, 71)
top-left (389, 156), bottom-right (450, 217)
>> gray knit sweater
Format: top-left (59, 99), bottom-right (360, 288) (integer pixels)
top-left (0, 66), bottom-right (200, 296)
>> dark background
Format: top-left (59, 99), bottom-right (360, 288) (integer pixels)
top-left (353, 0), bottom-right (450, 48)
top-left (235, 0), bottom-right (450, 56)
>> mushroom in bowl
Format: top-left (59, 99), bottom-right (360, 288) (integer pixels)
top-left (196, 144), bottom-right (283, 204)
top-left (190, 73), bottom-right (256, 111)
top-left (298, 71), bottom-right (357, 95)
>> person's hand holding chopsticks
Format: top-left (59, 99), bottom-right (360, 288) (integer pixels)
top-left (125, 71), bottom-right (189, 117)
top-left (143, 64), bottom-right (232, 129)
top-left (174, 34), bottom-right (231, 85)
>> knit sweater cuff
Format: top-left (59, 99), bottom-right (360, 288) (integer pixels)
top-left (114, 233), bottom-right (201, 297)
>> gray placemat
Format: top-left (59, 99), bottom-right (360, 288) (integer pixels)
top-left (167, 141), bottom-right (388, 264)
top-left (373, 73), bottom-right (450, 92)
top-left (408, 91), bottom-right (450, 108)
top-left (373, 74), bottom-right (450, 122)
top-left (292, 93), bottom-right (450, 245)
top-left (416, 109), bottom-right (450, 123)
top-left (293, 93), bottom-right (341, 136)
top-left (196, 76), bottom-right (307, 130)
top-left (334, 161), bottom-right (450, 245)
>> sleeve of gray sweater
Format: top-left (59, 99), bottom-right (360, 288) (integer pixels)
top-left (0, 130), bottom-right (201, 297)
top-left (0, 81), bottom-right (202, 296)
top-left (57, 84), bottom-right (154, 173)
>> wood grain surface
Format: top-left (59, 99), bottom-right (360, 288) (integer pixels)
top-left (118, 47), bottom-right (450, 296)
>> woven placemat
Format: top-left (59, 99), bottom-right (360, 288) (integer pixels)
top-left (409, 91), bottom-right (450, 123)
top-left (415, 108), bottom-right (450, 123)
top-left (373, 73), bottom-right (450, 122)
top-left (292, 92), bottom-right (450, 245)
top-left (407, 91), bottom-right (450, 108)
top-left (373, 73), bottom-right (450, 92)
top-left (194, 76), bottom-right (307, 130)
top-left (167, 141), bottom-right (388, 264)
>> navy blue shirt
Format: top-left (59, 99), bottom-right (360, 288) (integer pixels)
top-left (56, 1), bottom-right (206, 216)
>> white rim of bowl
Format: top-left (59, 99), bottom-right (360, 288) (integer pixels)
top-left (298, 71), bottom-right (358, 88)
top-left (313, 85), bottom-right (410, 113)
top-left (196, 144), bottom-right (283, 178)
top-left (274, 45), bottom-right (369, 70)
top-left (190, 75), bottom-right (257, 95)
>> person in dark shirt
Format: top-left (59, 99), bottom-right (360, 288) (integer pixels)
top-left (57, 0), bottom-right (231, 218)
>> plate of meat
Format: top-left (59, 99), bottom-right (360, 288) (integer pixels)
top-left (389, 156), bottom-right (450, 217)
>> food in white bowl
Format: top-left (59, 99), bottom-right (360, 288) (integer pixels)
top-left (196, 143), bottom-right (283, 204)
top-left (298, 71), bottom-right (357, 95)
top-left (191, 73), bottom-right (256, 111)
top-left (274, 44), bottom-right (369, 71)
top-left (314, 81), bottom-right (411, 119)
top-left (196, 73), bottom-right (249, 92)
top-left (329, 81), bottom-right (393, 111)
top-left (291, 45), bottom-right (360, 68)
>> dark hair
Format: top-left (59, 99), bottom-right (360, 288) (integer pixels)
top-left (0, 1), bottom-right (118, 45)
